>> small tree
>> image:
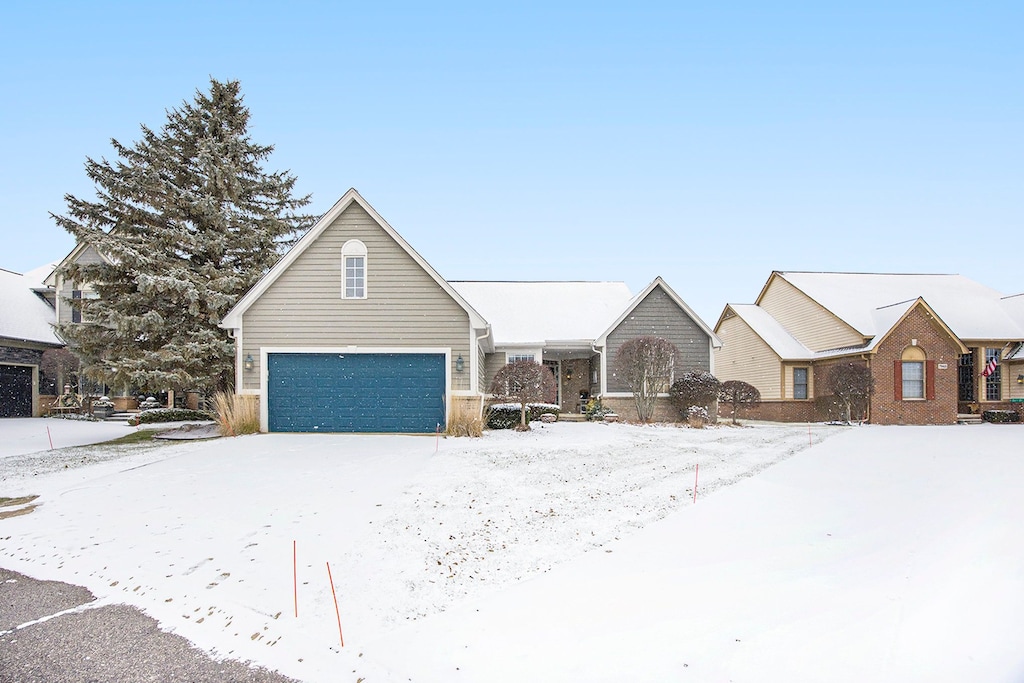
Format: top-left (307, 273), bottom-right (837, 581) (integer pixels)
top-left (669, 371), bottom-right (721, 420)
top-left (488, 360), bottom-right (557, 431)
top-left (614, 336), bottom-right (678, 423)
top-left (823, 362), bottom-right (874, 423)
top-left (719, 380), bottom-right (761, 425)
top-left (40, 348), bottom-right (80, 395)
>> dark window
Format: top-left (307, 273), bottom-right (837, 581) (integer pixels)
top-left (985, 348), bottom-right (1001, 401)
top-left (958, 351), bottom-right (975, 401)
top-left (71, 290), bottom-right (82, 323)
top-left (793, 367), bottom-right (808, 399)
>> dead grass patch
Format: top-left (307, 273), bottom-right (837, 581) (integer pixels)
top-left (0, 495), bottom-right (39, 508)
top-left (0, 496), bottom-right (40, 520)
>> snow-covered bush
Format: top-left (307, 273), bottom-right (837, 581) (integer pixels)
top-left (127, 408), bottom-right (213, 425)
top-left (687, 405), bottom-right (710, 428)
top-left (669, 371), bottom-right (721, 419)
top-left (983, 410), bottom-right (1020, 423)
top-left (485, 403), bottom-right (560, 430)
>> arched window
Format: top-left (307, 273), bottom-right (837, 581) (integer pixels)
top-left (341, 240), bottom-right (367, 299)
top-left (900, 346), bottom-right (927, 399)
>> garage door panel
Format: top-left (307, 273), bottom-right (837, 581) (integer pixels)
top-left (267, 353), bottom-right (445, 433)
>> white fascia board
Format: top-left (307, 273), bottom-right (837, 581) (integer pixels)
top-left (221, 189), bottom-right (489, 331)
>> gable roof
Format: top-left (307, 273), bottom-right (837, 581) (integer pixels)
top-left (221, 189), bottom-right (488, 331)
top-left (722, 297), bottom-right (967, 361)
top-left (596, 277), bottom-right (722, 348)
top-left (450, 281), bottom-right (633, 346)
top-left (770, 272), bottom-right (1024, 341)
top-left (721, 304), bottom-right (815, 360)
top-left (0, 267), bottom-right (62, 346)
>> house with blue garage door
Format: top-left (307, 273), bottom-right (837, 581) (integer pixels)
top-left (220, 189), bottom-right (720, 432)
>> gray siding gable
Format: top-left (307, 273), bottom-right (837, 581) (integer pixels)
top-left (604, 284), bottom-right (714, 393)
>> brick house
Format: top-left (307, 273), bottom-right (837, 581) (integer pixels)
top-left (714, 272), bottom-right (1024, 425)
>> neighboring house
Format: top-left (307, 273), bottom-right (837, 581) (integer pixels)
top-left (44, 242), bottom-right (108, 327)
top-left (0, 266), bottom-right (63, 417)
top-left (220, 189), bottom-right (720, 433)
top-left (715, 271), bottom-right (1024, 425)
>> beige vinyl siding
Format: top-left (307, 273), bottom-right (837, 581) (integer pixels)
top-left (713, 312), bottom-right (782, 399)
top-left (482, 352), bottom-right (506, 393)
top-left (760, 276), bottom-right (863, 352)
top-left (57, 245), bottom-right (106, 325)
top-left (241, 203), bottom-right (471, 391)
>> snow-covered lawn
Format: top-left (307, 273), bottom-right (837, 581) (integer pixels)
top-left (0, 417), bottom-right (135, 460)
top-left (1, 421), bottom-right (1022, 682)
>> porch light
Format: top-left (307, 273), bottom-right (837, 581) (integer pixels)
top-left (455, 355), bottom-right (464, 373)
top-left (565, 368), bottom-right (573, 381)
top-left (244, 354), bottom-right (254, 371)
top-left (1017, 374), bottom-right (1023, 384)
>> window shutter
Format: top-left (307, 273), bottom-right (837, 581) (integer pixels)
top-left (926, 360), bottom-right (936, 400)
top-left (893, 360), bottom-right (902, 400)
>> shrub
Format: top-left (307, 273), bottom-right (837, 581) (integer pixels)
top-left (486, 403), bottom-right (560, 430)
top-left (814, 394), bottom-right (846, 422)
top-left (615, 336), bottom-right (678, 423)
top-left (983, 410), bottom-right (1020, 423)
top-left (489, 360), bottom-right (558, 430)
top-left (669, 371), bottom-right (721, 419)
top-left (128, 407), bottom-right (213, 426)
top-left (718, 380), bottom-right (761, 425)
top-left (213, 391), bottom-right (260, 436)
top-left (446, 399), bottom-right (484, 437)
top-left (687, 405), bottom-right (710, 428)
top-left (584, 398), bottom-right (613, 421)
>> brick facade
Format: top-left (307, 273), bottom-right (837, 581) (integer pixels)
top-left (0, 345), bottom-right (44, 366)
top-left (721, 399), bottom-right (818, 423)
top-left (869, 305), bottom-right (961, 425)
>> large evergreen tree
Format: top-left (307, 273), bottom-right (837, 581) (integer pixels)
top-left (52, 79), bottom-right (313, 394)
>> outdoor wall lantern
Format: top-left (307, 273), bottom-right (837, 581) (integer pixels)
top-left (455, 355), bottom-right (464, 373)
top-left (565, 367), bottom-right (573, 381)
top-left (244, 354), bottom-right (254, 371)
top-left (1017, 374), bottom-right (1023, 384)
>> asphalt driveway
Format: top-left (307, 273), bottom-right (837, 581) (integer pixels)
top-left (0, 567), bottom-right (297, 683)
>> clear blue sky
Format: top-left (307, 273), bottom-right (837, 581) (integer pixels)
top-left (2, 1), bottom-right (1020, 323)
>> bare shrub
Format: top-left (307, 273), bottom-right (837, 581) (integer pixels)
top-left (614, 336), bottom-right (678, 423)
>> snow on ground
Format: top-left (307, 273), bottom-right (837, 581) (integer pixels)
top-left (1, 421), bottom-right (1022, 682)
top-left (0, 417), bottom-right (135, 460)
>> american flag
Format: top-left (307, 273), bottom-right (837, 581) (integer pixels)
top-left (982, 355), bottom-right (999, 378)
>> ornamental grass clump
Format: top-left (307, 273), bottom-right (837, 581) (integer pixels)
top-left (446, 399), bottom-right (484, 437)
top-left (214, 391), bottom-right (260, 436)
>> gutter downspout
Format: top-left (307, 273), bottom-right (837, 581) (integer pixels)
top-left (475, 325), bottom-right (492, 420)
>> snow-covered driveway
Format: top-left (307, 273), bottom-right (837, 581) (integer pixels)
top-left (2, 421), bottom-right (1022, 682)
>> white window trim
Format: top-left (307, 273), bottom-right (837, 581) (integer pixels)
top-left (341, 239), bottom-right (368, 299)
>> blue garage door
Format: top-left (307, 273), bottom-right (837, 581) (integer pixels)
top-left (267, 352), bottom-right (446, 433)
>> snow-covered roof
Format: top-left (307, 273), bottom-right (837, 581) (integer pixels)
top-left (726, 304), bottom-right (816, 360)
top-left (450, 281), bottom-right (633, 346)
top-left (777, 272), bottom-right (1024, 341)
top-left (0, 267), bottom-right (62, 346)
